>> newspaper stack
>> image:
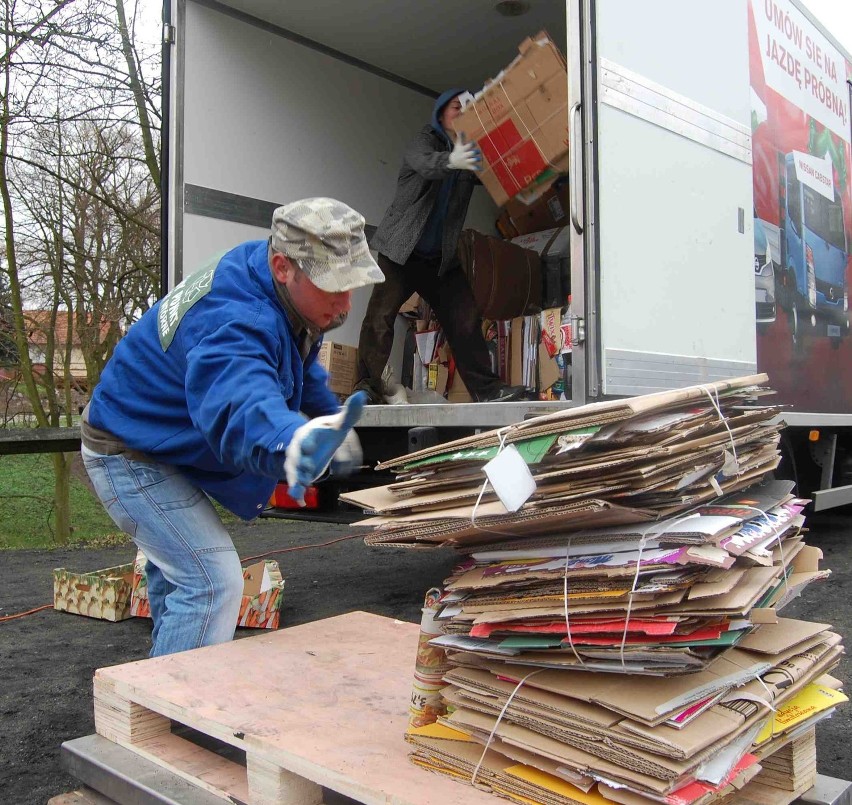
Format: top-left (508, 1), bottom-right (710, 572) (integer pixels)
top-left (344, 375), bottom-right (847, 804)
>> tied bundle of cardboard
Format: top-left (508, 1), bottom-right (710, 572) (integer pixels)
top-left (343, 375), bottom-right (847, 805)
top-left (343, 375), bottom-right (785, 548)
top-left (455, 31), bottom-right (568, 207)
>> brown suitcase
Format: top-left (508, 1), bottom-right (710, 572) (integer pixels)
top-left (458, 229), bottom-right (542, 320)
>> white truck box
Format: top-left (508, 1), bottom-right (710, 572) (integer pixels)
top-left (163, 0), bottom-right (852, 507)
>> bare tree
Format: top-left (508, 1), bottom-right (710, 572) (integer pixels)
top-left (0, 0), bottom-right (161, 544)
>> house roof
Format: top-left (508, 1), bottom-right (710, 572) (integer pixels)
top-left (24, 310), bottom-right (113, 346)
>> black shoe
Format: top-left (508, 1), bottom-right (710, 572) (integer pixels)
top-left (478, 385), bottom-right (527, 403)
top-left (353, 380), bottom-right (384, 405)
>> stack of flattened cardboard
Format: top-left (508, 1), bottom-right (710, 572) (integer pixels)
top-left (345, 375), bottom-right (847, 804)
top-left (343, 375), bottom-right (782, 549)
top-left (404, 609), bottom-right (845, 804)
top-left (403, 505), bottom-right (845, 803)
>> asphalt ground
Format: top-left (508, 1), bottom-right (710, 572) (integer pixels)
top-left (1, 511), bottom-right (850, 804)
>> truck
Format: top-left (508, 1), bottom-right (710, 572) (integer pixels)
top-left (161, 0), bottom-right (852, 511)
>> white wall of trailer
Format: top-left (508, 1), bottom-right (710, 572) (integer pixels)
top-left (174, 1), bottom-right (499, 348)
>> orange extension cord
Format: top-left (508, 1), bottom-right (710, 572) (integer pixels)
top-left (0, 604), bottom-right (54, 622)
top-left (0, 533), bottom-right (363, 623)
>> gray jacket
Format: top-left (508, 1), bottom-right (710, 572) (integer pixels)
top-left (370, 125), bottom-right (477, 275)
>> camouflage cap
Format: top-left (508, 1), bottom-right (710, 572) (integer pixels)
top-left (271, 198), bottom-right (384, 293)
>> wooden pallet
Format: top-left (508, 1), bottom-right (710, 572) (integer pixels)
top-left (760, 731), bottom-right (818, 795)
top-left (89, 610), bottom-right (828, 805)
top-left (92, 611), bottom-right (496, 805)
top-left (48, 789), bottom-right (115, 805)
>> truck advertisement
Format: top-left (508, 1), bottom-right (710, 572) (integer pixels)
top-left (749, 0), bottom-right (852, 412)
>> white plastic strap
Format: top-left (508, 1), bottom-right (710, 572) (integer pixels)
top-left (562, 541), bottom-right (587, 667)
top-left (470, 668), bottom-right (543, 787)
top-left (497, 79), bottom-right (564, 173)
top-left (754, 675), bottom-right (780, 738)
top-left (699, 385), bottom-right (741, 478)
top-left (617, 513), bottom-right (705, 669)
top-left (469, 101), bottom-right (525, 193)
top-left (619, 534), bottom-right (648, 669)
top-left (735, 505), bottom-right (790, 597)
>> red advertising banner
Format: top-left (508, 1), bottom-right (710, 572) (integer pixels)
top-left (749, 0), bottom-right (852, 412)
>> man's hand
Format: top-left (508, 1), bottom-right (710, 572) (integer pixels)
top-left (284, 391), bottom-right (366, 506)
top-left (448, 133), bottom-right (482, 172)
top-left (329, 429), bottom-right (363, 478)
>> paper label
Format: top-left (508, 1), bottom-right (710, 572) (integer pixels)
top-left (259, 564), bottom-right (272, 594)
top-left (483, 444), bottom-right (536, 512)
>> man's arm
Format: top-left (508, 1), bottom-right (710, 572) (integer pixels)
top-left (404, 129), bottom-right (482, 181)
top-left (302, 357), bottom-right (343, 418)
top-left (184, 317), bottom-right (310, 479)
top-left (403, 129), bottom-right (452, 180)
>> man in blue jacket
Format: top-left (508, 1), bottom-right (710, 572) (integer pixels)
top-left (81, 198), bottom-right (383, 657)
top-left (356, 89), bottom-right (525, 404)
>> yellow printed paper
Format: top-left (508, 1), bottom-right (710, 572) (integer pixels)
top-left (756, 683), bottom-right (848, 744)
top-left (406, 722), bottom-right (476, 742)
top-left (504, 765), bottom-right (610, 804)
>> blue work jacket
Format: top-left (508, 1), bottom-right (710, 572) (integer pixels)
top-left (88, 240), bottom-right (341, 519)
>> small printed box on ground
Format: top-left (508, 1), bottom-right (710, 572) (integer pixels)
top-left (131, 550), bottom-right (285, 630)
top-left (53, 564), bottom-right (135, 622)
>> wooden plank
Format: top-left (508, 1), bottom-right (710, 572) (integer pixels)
top-left (47, 789), bottom-right (115, 805)
top-left (761, 730), bottom-right (818, 793)
top-left (720, 780), bottom-right (801, 805)
top-left (93, 676), bottom-right (171, 745)
top-left (94, 612), bottom-right (496, 805)
top-left (0, 426), bottom-right (80, 455)
top-left (247, 755), bottom-right (323, 804)
top-left (116, 732), bottom-right (249, 802)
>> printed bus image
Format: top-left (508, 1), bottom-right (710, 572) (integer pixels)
top-left (777, 151), bottom-right (849, 349)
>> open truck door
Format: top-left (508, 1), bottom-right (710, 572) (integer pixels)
top-left (569, 0), bottom-right (757, 406)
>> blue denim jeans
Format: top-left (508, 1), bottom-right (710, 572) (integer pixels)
top-left (81, 447), bottom-right (244, 657)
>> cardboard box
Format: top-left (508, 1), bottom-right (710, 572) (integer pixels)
top-left (456, 32), bottom-right (569, 207)
top-left (316, 341), bottom-right (358, 396)
top-left (399, 293), bottom-right (421, 317)
top-left (498, 180), bottom-right (570, 238)
top-left (130, 551), bottom-right (285, 630)
top-left (53, 563), bottom-right (134, 621)
top-left (447, 371), bottom-right (474, 404)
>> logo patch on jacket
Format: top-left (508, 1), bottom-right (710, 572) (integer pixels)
top-left (158, 261), bottom-right (220, 350)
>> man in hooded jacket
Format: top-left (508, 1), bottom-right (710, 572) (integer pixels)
top-left (355, 89), bottom-right (524, 404)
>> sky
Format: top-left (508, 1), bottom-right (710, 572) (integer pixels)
top-left (798, 0), bottom-right (852, 55)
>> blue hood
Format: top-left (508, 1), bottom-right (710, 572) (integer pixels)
top-left (431, 88), bottom-right (467, 144)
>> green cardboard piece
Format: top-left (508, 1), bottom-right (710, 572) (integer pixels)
top-left (404, 433), bottom-right (559, 470)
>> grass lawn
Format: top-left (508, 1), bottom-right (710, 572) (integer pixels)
top-left (0, 453), bottom-right (123, 549)
top-left (0, 453), bottom-right (238, 549)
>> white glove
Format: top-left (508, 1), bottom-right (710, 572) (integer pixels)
top-left (284, 391), bottom-right (366, 505)
top-left (448, 134), bottom-right (482, 172)
top-left (329, 429), bottom-right (363, 477)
